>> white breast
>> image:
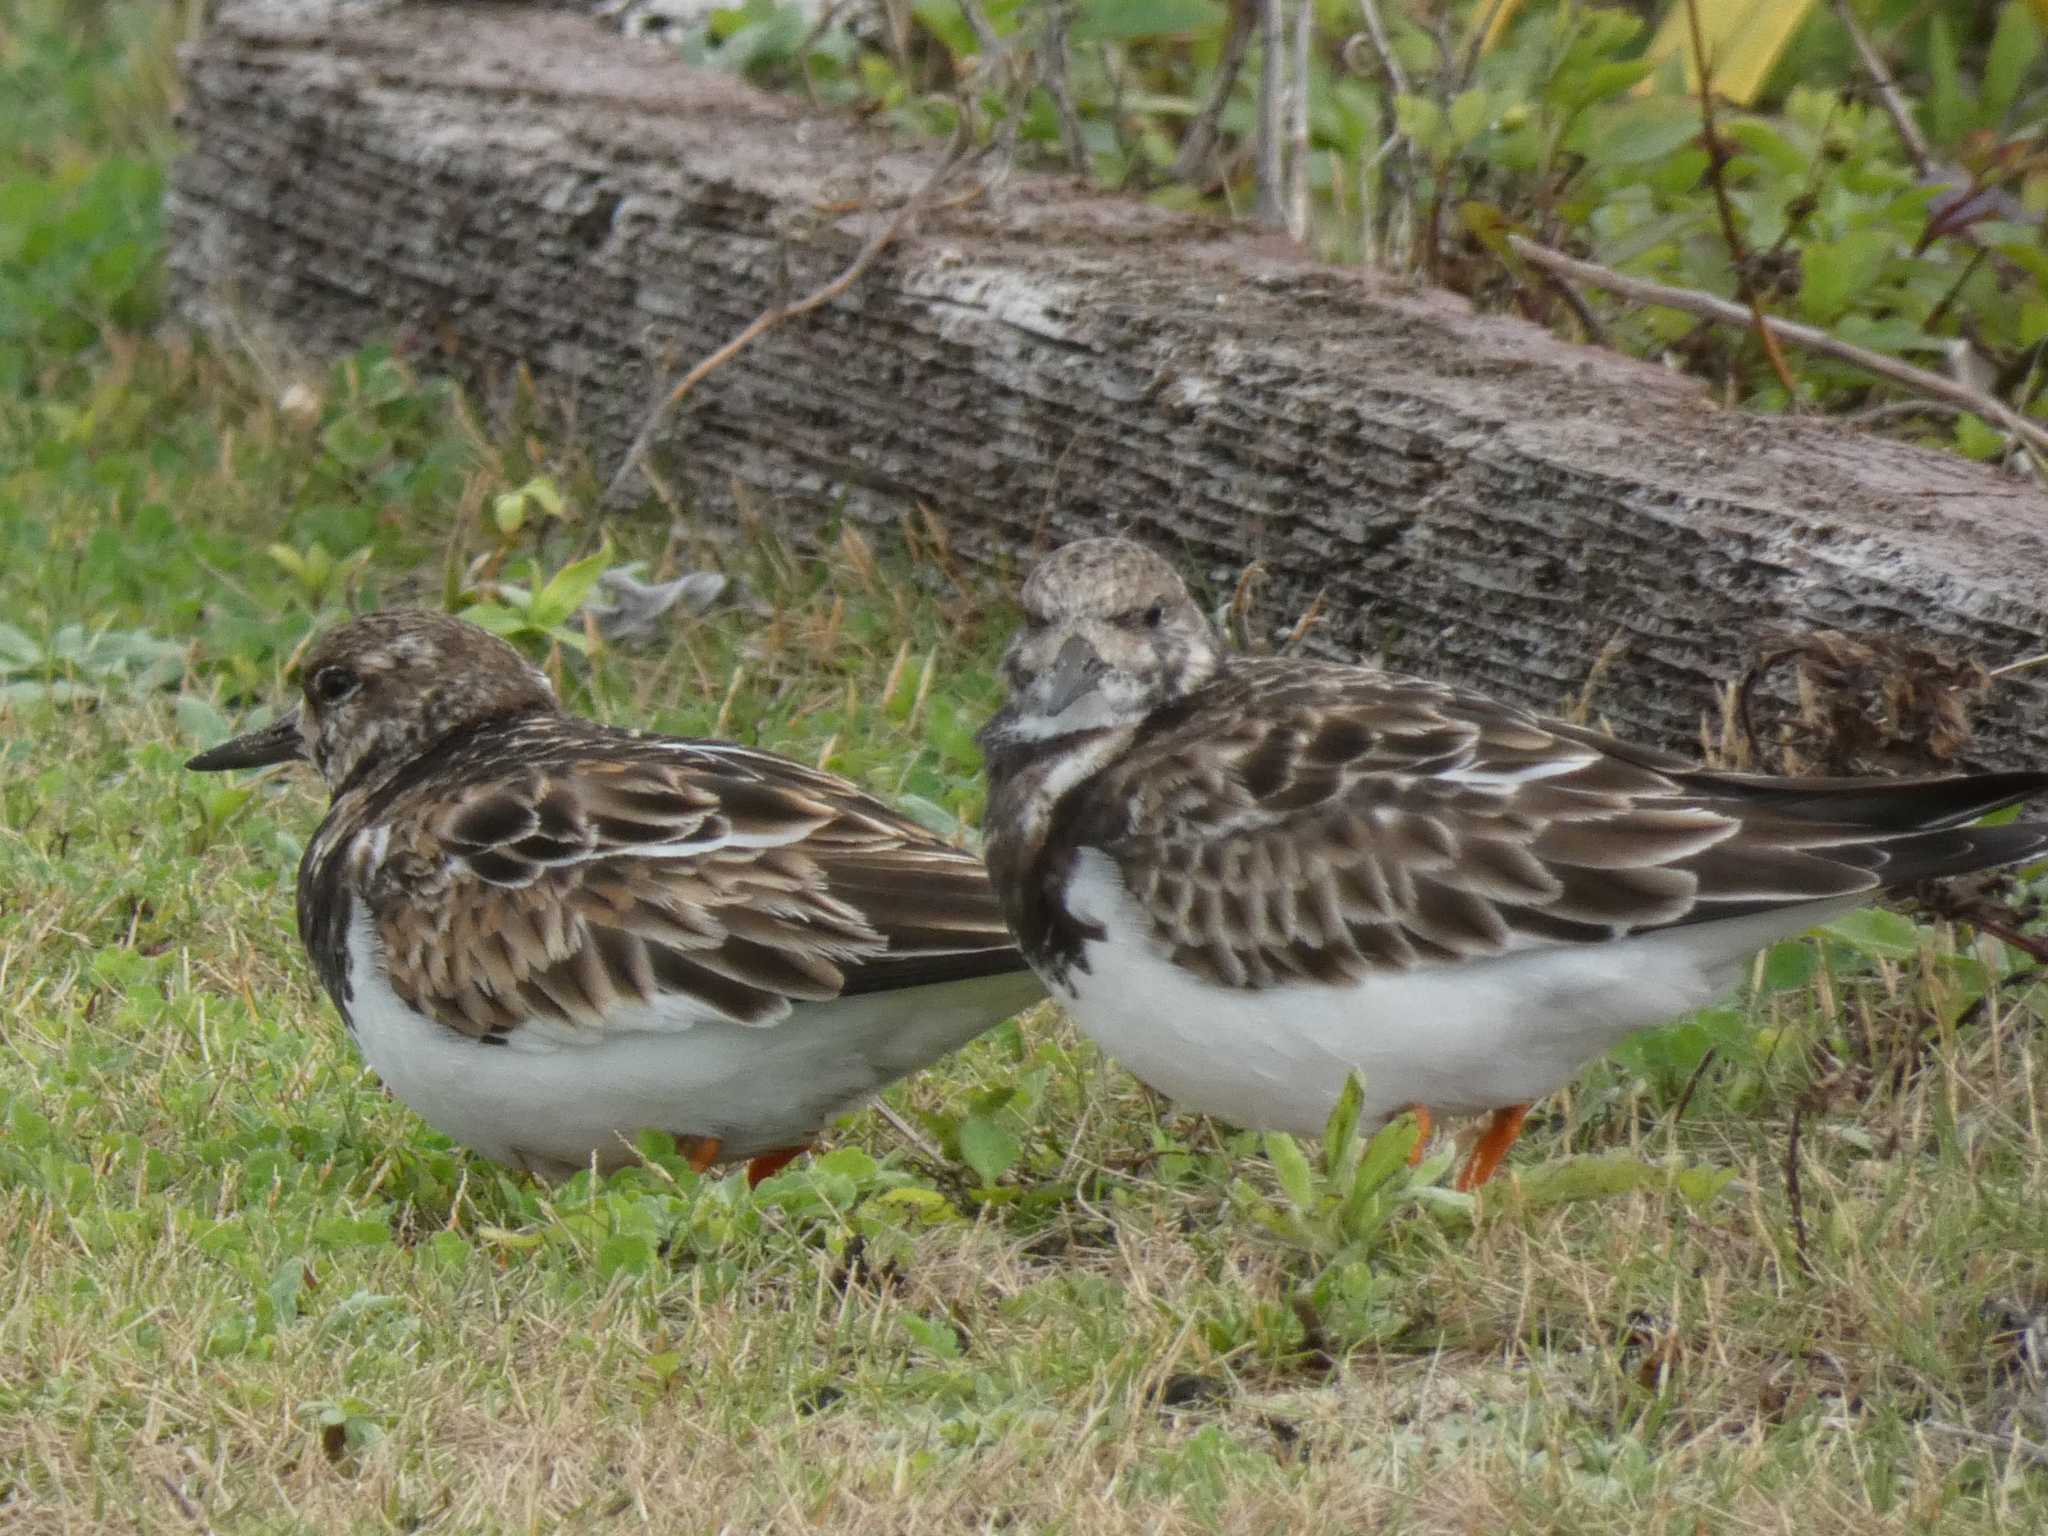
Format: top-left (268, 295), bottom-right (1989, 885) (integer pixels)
top-left (341, 911), bottom-right (1041, 1178)
top-left (1055, 850), bottom-right (1855, 1134)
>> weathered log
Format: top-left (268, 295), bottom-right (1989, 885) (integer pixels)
top-left (168, 0), bottom-right (2048, 762)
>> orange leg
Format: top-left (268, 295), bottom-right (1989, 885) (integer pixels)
top-left (1455, 1104), bottom-right (1530, 1192)
top-left (674, 1134), bottom-right (723, 1174)
top-left (1400, 1104), bottom-right (1433, 1167)
top-left (745, 1146), bottom-right (810, 1186)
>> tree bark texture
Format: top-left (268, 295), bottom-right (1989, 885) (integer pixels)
top-left (168, 0), bottom-right (2048, 763)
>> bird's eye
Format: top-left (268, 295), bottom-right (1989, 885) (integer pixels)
top-left (311, 665), bottom-right (360, 705)
top-left (1143, 604), bottom-right (1165, 629)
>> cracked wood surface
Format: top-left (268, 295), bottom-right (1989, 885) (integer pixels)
top-left (168, 0), bottom-right (2048, 762)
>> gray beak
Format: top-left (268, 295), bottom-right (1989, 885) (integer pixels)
top-left (185, 708), bottom-right (305, 772)
top-left (1040, 634), bottom-right (1104, 717)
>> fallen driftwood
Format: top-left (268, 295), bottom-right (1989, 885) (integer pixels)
top-left (168, 0), bottom-right (2048, 761)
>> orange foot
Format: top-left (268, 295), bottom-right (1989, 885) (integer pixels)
top-left (1400, 1103), bottom-right (1433, 1167)
top-left (1455, 1104), bottom-right (1530, 1192)
top-left (745, 1146), bottom-right (810, 1186)
top-left (674, 1134), bottom-right (724, 1174)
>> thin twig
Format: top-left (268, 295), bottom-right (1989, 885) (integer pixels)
top-left (874, 1099), bottom-right (944, 1163)
top-left (956, 0), bottom-right (1003, 57)
top-left (1784, 1099), bottom-right (1813, 1279)
top-left (1829, 0), bottom-right (2032, 281)
top-left (1254, 0), bottom-right (1287, 227)
top-left (155, 1474), bottom-right (218, 1535)
top-left (1171, 0), bottom-right (1258, 184)
top-left (1041, 0), bottom-right (1089, 176)
top-left (1685, 0), bottom-right (1800, 400)
top-left (1507, 236), bottom-right (2048, 463)
top-left (1842, 398), bottom-right (1970, 428)
top-left (1355, 0), bottom-right (1410, 96)
top-left (1828, 0), bottom-right (1933, 176)
top-left (1288, 0), bottom-right (1312, 240)
top-left (1921, 1420), bottom-right (2048, 1468)
top-left (606, 132), bottom-right (979, 502)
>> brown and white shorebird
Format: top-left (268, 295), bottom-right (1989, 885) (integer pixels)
top-left (976, 538), bottom-right (2048, 1189)
top-left (188, 610), bottom-right (1043, 1183)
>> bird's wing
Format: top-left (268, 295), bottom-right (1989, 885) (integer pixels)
top-left (1083, 660), bottom-right (2048, 991)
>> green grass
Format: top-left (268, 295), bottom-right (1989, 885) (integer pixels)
top-left (6, 0), bottom-right (2048, 1529)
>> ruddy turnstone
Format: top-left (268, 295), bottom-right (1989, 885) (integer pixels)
top-left (978, 538), bottom-right (2048, 1189)
top-left (189, 610), bottom-right (1043, 1183)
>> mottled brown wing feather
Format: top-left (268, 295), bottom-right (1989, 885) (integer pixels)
top-left (354, 735), bottom-right (1024, 1040)
top-left (1087, 660), bottom-right (2048, 992)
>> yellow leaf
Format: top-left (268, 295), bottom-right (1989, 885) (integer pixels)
top-left (1640, 0), bottom-right (1821, 105)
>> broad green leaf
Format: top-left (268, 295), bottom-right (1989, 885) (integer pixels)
top-left (957, 1113), bottom-right (1019, 1185)
top-left (1986, 3), bottom-right (2043, 120)
top-left (1955, 413), bottom-right (2006, 461)
top-left (1759, 939), bottom-right (1817, 994)
top-left (1393, 95), bottom-right (1448, 159)
top-left (1819, 907), bottom-right (1925, 961)
top-left (597, 1233), bottom-right (654, 1280)
top-left (1448, 88), bottom-right (1491, 147)
top-left (175, 693), bottom-right (234, 748)
top-left (810, 1146), bottom-right (879, 1182)
top-left (531, 545), bottom-right (613, 629)
top-left (901, 1313), bottom-right (961, 1359)
top-left (0, 621), bottom-right (37, 669)
top-left (1264, 1131), bottom-right (1316, 1211)
top-left (1799, 229), bottom-right (1891, 323)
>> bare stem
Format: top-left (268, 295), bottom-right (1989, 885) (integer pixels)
top-left (1507, 236), bottom-right (2048, 463)
top-left (606, 132), bottom-right (980, 502)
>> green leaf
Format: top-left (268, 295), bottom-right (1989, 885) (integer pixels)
top-left (1955, 412), bottom-right (2006, 461)
top-left (1071, 0), bottom-right (1222, 42)
top-left (0, 621), bottom-right (38, 670)
top-left (1448, 88), bottom-right (1491, 147)
top-left (1350, 1111), bottom-right (1421, 1202)
top-left (598, 1233), bottom-right (655, 1279)
top-left (1819, 907), bottom-right (1926, 962)
top-left (1264, 1131), bottom-right (1316, 1211)
top-left (1393, 95), bottom-right (1448, 159)
top-left (957, 1113), bottom-right (1020, 1186)
top-left (1322, 1071), bottom-right (1366, 1177)
top-left (1925, 16), bottom-right (1967, 145)
top-left (530, 545), bottom-right (614, 629)
top-left (175, 694), bottom-right (234, 749)
top-left (901, 1313), bottom-right (961, 1359)
top-left (1799, 230), bottom-right (1891, 323)
top-left (1759, 940), bottom-right (1817, 994)
top-left (1503, 1154), bottom-right (1658, 1207)
top-left (1986, 3), bottom-right (2043, 121)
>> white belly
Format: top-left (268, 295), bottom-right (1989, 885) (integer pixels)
top-left (342, 913), bottom-right (1042, 1178)
top-left (1057, 851), bottom-right (1855, 1135)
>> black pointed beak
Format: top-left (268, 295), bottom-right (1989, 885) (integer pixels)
top-left (185, 708), bottom-right (305, 772)
top-left (1041, 634), bottom-right (1104, 716)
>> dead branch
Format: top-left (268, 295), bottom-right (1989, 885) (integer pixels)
top-left (1508, 236), bottom-right (2048, 462)
top-left (1685, 0), bottom-right (1800, 399)
top-left (606, 129), bottom-right (981, 501)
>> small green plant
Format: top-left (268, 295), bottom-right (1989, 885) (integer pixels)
top-left (0, 618), bottom-right (184, 702)
top-left (452, 543), bottom-right (618, 654)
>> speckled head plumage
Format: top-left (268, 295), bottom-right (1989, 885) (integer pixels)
top-left (980, 537), bottom-right (1223, 750)
top-left (187, 610), bottom-right (556, 791)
